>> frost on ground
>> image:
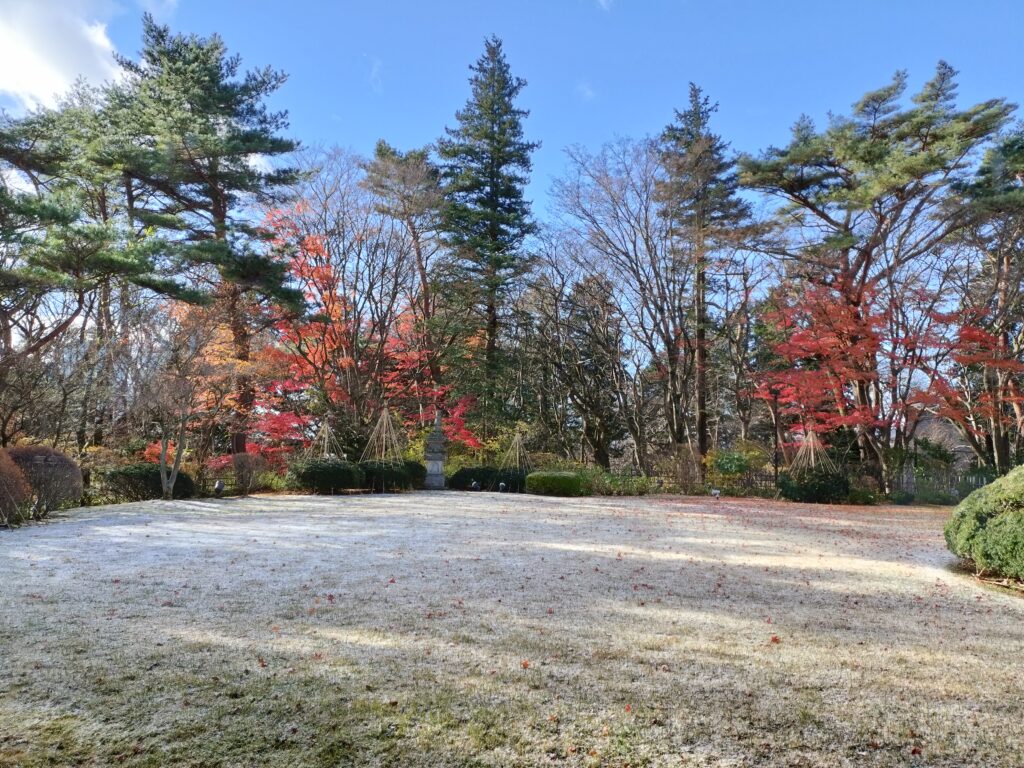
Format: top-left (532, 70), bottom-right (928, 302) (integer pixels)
top-left (1, 493), bottom-right (1021, 767)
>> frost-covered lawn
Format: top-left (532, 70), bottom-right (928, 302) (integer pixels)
top-left (1, 493), bottom-right (1022, 767)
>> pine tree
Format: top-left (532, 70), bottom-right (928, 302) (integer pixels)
top-left (656, 84), bottom-right (751, 476)
top-left (437, 36), bottom-right (538, 399)
top-left (0, 87), bottom-right (193, 379)
top-left (109, 14), bottom-right (302, 453)
top-left (740, 62), bottom-right (1012, 486)
top-left (363, 140), bottom-right (447, 390)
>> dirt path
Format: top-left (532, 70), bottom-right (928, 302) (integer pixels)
top-left (1, 493), bottom-right (1021, 766)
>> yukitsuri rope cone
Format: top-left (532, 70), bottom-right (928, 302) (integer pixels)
top-left (486, 429), bottom-right (532, 491)
top-left (305, 420), bottom-right (347, 460)
top-left (360, 405), bottom-right (406, 466)
top-left (789, 428), bottom-right (837, 475)
top-left (498, 429), bottom-right (533, 475)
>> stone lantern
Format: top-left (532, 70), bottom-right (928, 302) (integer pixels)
top-left (424, 411), bottom-right (447, 490)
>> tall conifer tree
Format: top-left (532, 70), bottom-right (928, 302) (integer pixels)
top-left (110, 14), bottom-right (302, 452)
top-left (438, 36), bottom-right (538, 413)
top-left (657, 84), bottom-right (751, 476)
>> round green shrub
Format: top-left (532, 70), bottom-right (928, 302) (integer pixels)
top-left (104, 462), bottom-right (196, 501)
top-left (526, 470), bottom-right (586, 497)
top-left (8, 445), bottom-right (84, 514)
top-left (448, 466), bottom-right (527, 492)
top-left (778, 465), bottom-right (850, 504)
top-left (946, 465), bottom-right (1024, 579)
top-left (289, 458), bottom-right (364, 494)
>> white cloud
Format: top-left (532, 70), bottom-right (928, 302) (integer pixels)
top-left (0, 0), bottom-right (120, 112)
top-left (576, 81), bottom-right (596, 102)
top-left (1, 166), bottom-right (36, 194)
top-left (138, 0), bottom-right (179, 20)
top-left (246, 153), bottom-right (273, 174)
top-left (596, 0), bottom-right (613, 10)
top-left (368, 56), bottom-right (383, 93)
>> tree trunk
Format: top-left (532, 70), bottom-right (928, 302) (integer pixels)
top-left (694, 243), bottom-right (709, 480)
top-left (227, 285), bottom-right (253, 454)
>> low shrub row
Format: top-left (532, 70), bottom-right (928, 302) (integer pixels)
top-left (525, 471), bottom-right (586, 497)
top-left (287, 458), bottom-right (427, 494)
top-left (288, 458), bottom-right (365, 494)
top-left (778, 466), bottom-right (851, 504)
top-left (946, 464), bottom-right (1024, 581)
top-left (447, 464), bottom-right (663, 497)
top-left (448, 466), bottom-right (527, 492)
top-left (578, 467), bottom-right (660, 496)
top-left (103, 463), bottom-right (196, 501)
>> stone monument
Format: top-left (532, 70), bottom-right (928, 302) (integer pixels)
top-left (424, 411), bottom-right (447, 489)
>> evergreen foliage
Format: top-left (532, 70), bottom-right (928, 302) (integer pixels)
top-left (448, 466), bottom-right (527, 492)
top-left (104, 463), bottom-right (196, 501)
top-left (778, 466), bottom-right (850, 504)
top-left (438, 36), bottom-right (538, 432)
top-left (288, 458), bottom-right (365, 494)
top-left (525, 470), bottom-right (586, 497)
top-left (946, 464), bottom-right (1024, 579)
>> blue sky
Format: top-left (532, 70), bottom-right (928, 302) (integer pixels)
top-left (2, 1), bottom-right (1022, 214)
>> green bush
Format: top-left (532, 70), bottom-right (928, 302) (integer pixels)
top-left (448, 466), bottom-right (527, 492)
top-left (359, 460), bottom-right (418, 492)
top-left (845, 486), bottom-right (876, 505)
top-left (946, 465), bottom-right (1024, 580)
top-left (577, 467), bottom-right (659, 496)
top-left (889, 489), bottom-right (915, 505)
top-left (289, 458), bottom-right (364, 494)
top-left (778, 465), bottom-right (850, 504)
top-left (526, 471), bottom-right (586, 497)
top-left (9, 445), bottom-right (84, 514)
top-left (403, 460), bottom-right (427, 489)
top-left (704, 442), bottom-right (769, 495)
top-left (914, 485), bottom-right (958, 506)
top-left (258, 471), bottom-right (291, 492)
top-left (104, 462), bottom-right (195, 501)
top-left (971, 511), bottom-right (1024, 580)
top-left (957, 468), bottom-right (996, 500)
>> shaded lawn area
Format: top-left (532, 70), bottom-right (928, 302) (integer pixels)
top-left (1, 492), bottom-right (1022, 767)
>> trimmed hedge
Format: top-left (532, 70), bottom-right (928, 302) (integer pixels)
top-left (359, 460), bottom-right (425, 492)
top-left (0, 449), bottom-right (31, 525)
top-left (578, 467), bottom-right (659, 496)
top-left (289, 458), bottom-right (364, 494)
top-left (778, 466), bottom-right (850, 504)
top-left (104, 462), bottom-right (195, 501)
top-left (8, 445), bottom-right (83, 513)
top-left (526, 470), bottom-right (586, 497)
top-left (403, 460), bottom-right (427, 490)
top-left (946, 465), bottom-right (1024, 580)
top-left (448, 466), bottom-right (527, 492)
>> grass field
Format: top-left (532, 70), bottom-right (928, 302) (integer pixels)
top-left (1, 492), bottom-right (1022, 767)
